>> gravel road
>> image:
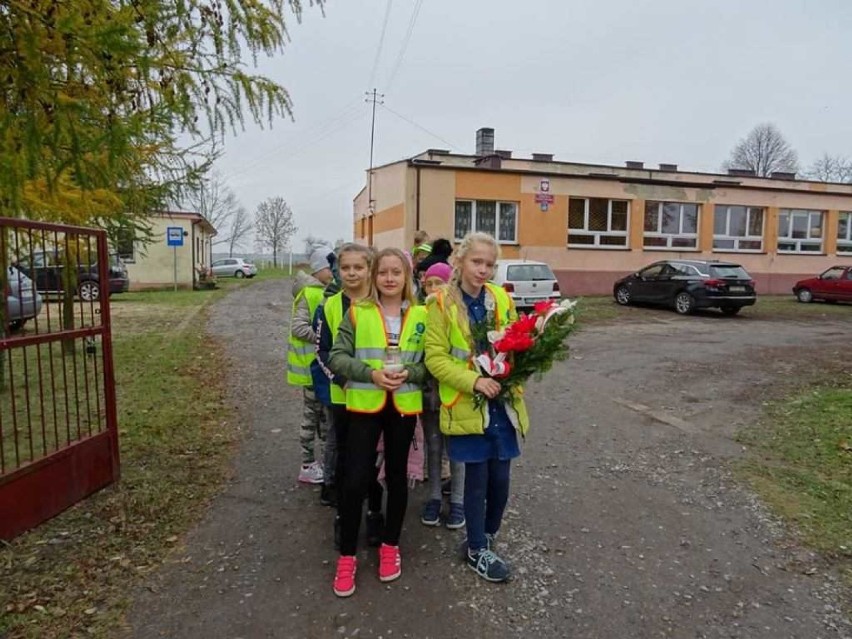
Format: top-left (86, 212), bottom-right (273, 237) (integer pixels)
top-left (127, 279), bottom-right (851, 639)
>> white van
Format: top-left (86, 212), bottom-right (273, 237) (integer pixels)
top-left (493, 260), bottom-right (561, 310)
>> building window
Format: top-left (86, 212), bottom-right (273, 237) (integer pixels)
top-left (777, 209), bottom-right (824, 253)
top-left (567, 198), bottom-right (629, 248)
top-left (643, 201), bottom-right (699, 249)
top-left (454, 200), bottom-right (518, 243)
top-left (838, 212), bottom-right (852, 254)
top-left (713, 205), bottom-right (764, 252)
top-left (116, 228), bottom-right (135, 263)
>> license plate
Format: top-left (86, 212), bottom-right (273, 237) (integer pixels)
top-left (729, 286), bottom-right (746, 292)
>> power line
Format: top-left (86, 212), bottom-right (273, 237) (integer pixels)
top-left (379, 103), bottom-right (460, 150)
top-left (226, 99), bottom-right (363, 180)
top-left (385, 0), bottom-right (424, 90)
top-left (367, 0), bottom-right (394, 90)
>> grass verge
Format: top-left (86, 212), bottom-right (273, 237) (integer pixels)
top-left (736, 376), bottom-right (852, 587)
top-left (0, 287), bottom-right (238, 638)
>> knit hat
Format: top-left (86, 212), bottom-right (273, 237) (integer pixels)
top-left (413, 243), bottom-right (432, 256)
top-left (424, 262), bottom-right (452, 283)
top-left (309, 246), bottom-right (334, 275)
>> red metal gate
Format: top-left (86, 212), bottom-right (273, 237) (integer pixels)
top-left (0, 218), bottom-right (119, 540)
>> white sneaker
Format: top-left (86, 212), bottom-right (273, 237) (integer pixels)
top-left (298, 461), bottom-right (324, 484)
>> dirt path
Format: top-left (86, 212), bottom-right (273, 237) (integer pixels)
top-left (127, 280), bottom-right (851, 639)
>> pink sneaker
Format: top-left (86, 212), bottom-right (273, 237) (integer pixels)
top-left (378, 544), bottom-right (401, 582)
top-left (333, 555), bottom-right (357, 597)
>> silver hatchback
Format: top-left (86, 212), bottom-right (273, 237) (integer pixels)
top-left (211, 257), bottom-right (258, 279)
top-left (493, 260), bottom-right (562, 310)
top-left (5, 265), bottom-right (43, 331)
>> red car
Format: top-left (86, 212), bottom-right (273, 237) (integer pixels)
top-left (793, 265), bottom-right (852, 303)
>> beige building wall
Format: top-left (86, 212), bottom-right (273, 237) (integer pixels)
top-left (126, 214), bottom-right (215, 290)
top-left (354, 157), bottom-right (852, 294)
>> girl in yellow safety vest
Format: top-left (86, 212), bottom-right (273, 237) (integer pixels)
top-left (328, 247), bottom-right (429, 597)
top-left (313, 243), bottom-right (385, 548)
top-left (424, 231), bottom-right (530, 584)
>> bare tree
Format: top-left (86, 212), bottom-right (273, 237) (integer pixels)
top-left (806, 153), bottom-right (852, 183)
top-left (255, 197), bottom-right (297, 267)
top-left (304, 234), bottom-right (327, 255)
top-left (227, 206), bottom-right (253, 257)
top-left (184, 171), bottom-right (241, 245)
top-left (725, 123), bottom-right (799, 177)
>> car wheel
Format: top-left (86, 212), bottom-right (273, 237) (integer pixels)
top-left (796, 288), bottom-right (813, 303)
top-left (720, 306), bottom-right (741, 316)
top-left (8, 319), bottom-right (24, 332)
top-left (78, 280), bottom-right (100, 302)
top-left (674, 292), bottom-right (695, 315)
top-left (235, 270), bottom-right (246, 279)
top-left (615, 286), bottom-right (631, 306)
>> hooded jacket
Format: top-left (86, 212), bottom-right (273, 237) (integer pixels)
top-left (290, 270), bottom-right (325, 343)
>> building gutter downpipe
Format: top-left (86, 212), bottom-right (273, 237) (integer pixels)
top-left (415, 165), bottom-right (421, 232)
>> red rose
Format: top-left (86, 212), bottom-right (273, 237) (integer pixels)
top-left (534, 300), bottom-right (554, 316)
top-left (495, 332), bottom-right (535, 353)
top-left (509, 314), bottom-right (538, 336)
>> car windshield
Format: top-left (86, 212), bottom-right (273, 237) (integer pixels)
top-left (710, 265), bottom-right (750, 279)
top-left (506, 264), bottom-right (555, 281)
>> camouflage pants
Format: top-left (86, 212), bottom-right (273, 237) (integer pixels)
top-left (300, 388), bottom-right (327, 465)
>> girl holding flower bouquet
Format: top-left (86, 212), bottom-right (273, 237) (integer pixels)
top-left (424, 231), bottom-right (530, 583)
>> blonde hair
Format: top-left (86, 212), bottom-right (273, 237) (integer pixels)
top-left (444, 232), bottom-right (500, 336)
top-left (337, 242), bottom-right (373, 267)
top-left (366, 247), bottom-right (416, 307)
top-left (414, 229), bottom-right (430, 246)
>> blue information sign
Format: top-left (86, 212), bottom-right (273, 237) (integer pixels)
top-left (166, 226), bottom-right (184, 247)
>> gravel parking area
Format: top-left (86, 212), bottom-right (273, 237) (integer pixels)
top-left (127, 280), bottom-right (851, 639)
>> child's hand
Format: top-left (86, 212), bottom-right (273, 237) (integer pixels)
top-left (371, 369), bottom-right (404, 391)
top-left (474, 377), bottom-right (501, 399)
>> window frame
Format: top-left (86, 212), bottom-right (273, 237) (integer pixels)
top-left (116, 229), bottom-right (136, 264)
top-left (838, 212), bottom-right (852, 255)
top-left (453, 199), bottom-right (518, 244)
top-left (777, 209), bottom-right (825, 254)
top-left (712, 205), bottom-right (765, 253)
top-left (567, 197), bottom-right (630, 249)
top-left (643, 201), bottom-right (700, 251)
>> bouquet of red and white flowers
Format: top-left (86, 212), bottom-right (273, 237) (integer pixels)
top-left (471, 298), bottom-right (578, 405)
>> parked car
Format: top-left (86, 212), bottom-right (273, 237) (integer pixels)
top-left (793, 265), bottom-right (852, 303)
top-left (14, 250), bottom-right (129, 302)
top-left (614, 260), bottom-right (756, 315)
top-left (4, 265), bottom-right (43, 331)
top-left (493, 259), bottom-right (561, 309)
top-left (211, 257), bottom-right (258, 279)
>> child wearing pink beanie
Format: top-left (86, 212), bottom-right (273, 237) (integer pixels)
top-left (419, 259), bottom-right (465, 530)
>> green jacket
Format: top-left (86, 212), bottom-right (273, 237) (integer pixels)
top-left (328, 307), bottom-right (429, 387)
top-left (424, 289), bottom-right (530, 437)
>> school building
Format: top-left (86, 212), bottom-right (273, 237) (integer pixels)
top-left (353, 128), bottom-right (852, 295)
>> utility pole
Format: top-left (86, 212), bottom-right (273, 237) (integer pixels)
top-left (365, 88), bottom-right (384, 246)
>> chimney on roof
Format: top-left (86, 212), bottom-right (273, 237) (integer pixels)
top-left (727, 168), bottom-right (756, 177)
top-left (625, 161), bottom-right (644, 169)
top-left (770, 171), bottom-right (797, 180)
top-left (659, 163), bottom-right (678, 172)
top-left (532, 153), bottom-right (554, 162)
top-left (495, 149), bottom-right (512, 159)
top-left (476, 127), bottom-right (495, 156)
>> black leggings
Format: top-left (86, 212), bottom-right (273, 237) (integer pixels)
top-left (339, 403), bottom-right (415, 556)
top-left (331, 405), bottom-right (383, 513)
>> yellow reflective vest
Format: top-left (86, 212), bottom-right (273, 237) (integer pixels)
top-left (426, 283), bottom-right (530, 437)
top-left (346, 303), bottom-right (427, 415)
top-left (287, 285), bottom-right (324, 386)
top-left (322, 292), bottom-right (346, 405)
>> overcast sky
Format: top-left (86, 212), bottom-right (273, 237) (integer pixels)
top-left (213, 0), bottom-right (852, 252)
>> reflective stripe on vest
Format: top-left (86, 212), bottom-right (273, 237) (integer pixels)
top-left (323, 293), bottom-right (346, 404)
top-left (438, 283), bottom-right (512, 407)
top-left (345, 303), bottom-right (427, 415)
top-left (287, 285), bottom-right (324, 386)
